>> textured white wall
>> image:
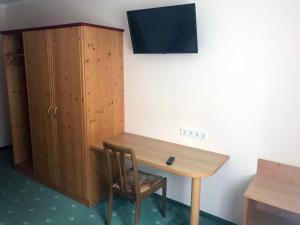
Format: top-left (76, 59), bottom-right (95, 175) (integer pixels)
top-left (0, 5), bottom-right (6, 28)
top-left (0, 5), bottom-right (11, 148)
top-left (5, 0), bottom-right (300, 223)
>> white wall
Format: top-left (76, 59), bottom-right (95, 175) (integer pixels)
top-left (0, 4), bottom-right (6, 28)
top-left (5, 0), bottom-right (300, 223)
top-left (0, 5), bottom-right (11, 148)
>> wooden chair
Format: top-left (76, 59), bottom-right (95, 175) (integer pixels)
top-left (103, 141), bottom-right (167, 225)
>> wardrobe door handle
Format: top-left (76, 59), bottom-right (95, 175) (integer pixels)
top-left (47, 105), bottom-right (52, 117)
top-left (53, 106), bottom-right (58, 119)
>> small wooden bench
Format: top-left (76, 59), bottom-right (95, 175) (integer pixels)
top-left (243, 159), bottom-right (300, 225)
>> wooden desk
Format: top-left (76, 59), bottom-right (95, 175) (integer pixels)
top-left (91, 133), bottom-right (229, 225)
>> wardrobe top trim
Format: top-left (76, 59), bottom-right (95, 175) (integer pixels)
top-left (1, 22), bottom-right (124, 35)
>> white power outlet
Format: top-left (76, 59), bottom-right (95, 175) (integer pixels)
top-left (180, 127), bottom-right (206, 139)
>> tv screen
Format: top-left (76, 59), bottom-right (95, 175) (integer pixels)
top-left (127, 3), bottom-right (198, 54)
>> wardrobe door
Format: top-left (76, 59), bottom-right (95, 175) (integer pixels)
top-left (51, 27), bottom-right (85, 198)
top-left (23, 30), bottom-right (57, 184)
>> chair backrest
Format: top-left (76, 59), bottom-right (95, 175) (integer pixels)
top-left (103, 141), bottom-right (140, 197)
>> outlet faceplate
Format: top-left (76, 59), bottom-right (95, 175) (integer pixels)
top-left (180, 127), bottom-right (206, 139)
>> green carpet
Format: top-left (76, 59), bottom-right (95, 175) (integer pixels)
top-left (0, 147), bottom-right (233, 225)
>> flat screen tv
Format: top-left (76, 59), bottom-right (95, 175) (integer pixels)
top-left (127, 3), bottom-right (198, 54)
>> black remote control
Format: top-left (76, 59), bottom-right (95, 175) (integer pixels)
top-left (166, 156), bottom-right (175, 165)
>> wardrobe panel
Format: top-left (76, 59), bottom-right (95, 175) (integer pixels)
top-left (82, 26), bottom-right (124, 205)
top-left (51, 27), bottom-right (85, 198)
top-left (83, 27), bottom-right (124, 144)
top-left (23, 30), bottom-right (57, 184)
top-left (2, 34), bottom-right (32, 165)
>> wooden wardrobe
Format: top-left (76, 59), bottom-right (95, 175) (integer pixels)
top-left (1, 23), bottom-right (124, 206)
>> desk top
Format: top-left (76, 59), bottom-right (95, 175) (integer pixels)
top-left (245, 175), bottom-right (300, 214)
top-left (90, 133), bottom-right (229, 178)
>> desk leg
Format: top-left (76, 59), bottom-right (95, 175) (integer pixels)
top-left (190, 178), bottom-right (201, 225)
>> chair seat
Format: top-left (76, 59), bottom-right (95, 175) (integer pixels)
top-left (113, 170), bottom-right (164, 194)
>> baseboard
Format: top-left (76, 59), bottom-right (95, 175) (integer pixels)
top-left (152, 193), bottom-right (237, 225)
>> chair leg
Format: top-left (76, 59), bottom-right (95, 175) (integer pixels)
top-left (134, 199), bottom-right (141, 225)
top-left (162, 179), bottom-right (167, 217)
top-left (107, 190), bottom-right (113, 225)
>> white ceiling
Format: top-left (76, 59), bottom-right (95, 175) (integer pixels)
top-left (0, 0), bottom-right (26, 5)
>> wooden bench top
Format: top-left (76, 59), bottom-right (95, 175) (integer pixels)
top-left (245, 175), bottom-right (300, 214)
top-left (90, 133), bottom-right (230, 178)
